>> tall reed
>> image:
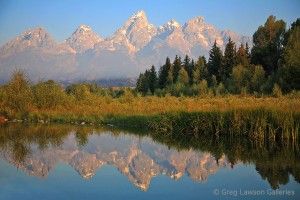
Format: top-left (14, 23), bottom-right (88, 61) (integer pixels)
top-left (148, 108), bottom-right (300, 141)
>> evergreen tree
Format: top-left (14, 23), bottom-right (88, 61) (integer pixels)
top-left (189, 59), bottom-right (196, 84)
top-left (245, 42), bottom-right (251, 63)
top-left (136, 73), bottom-right (143, 92)
top-left (172, 55), bottom-right (181, 83)
top-left (149, 65), bottom-right (158, 94)
top-left (158, 57), bottom-right (171, 89)
top-left (236, 43), bottom-right (249, 66)
top-left (220, 37), bottom-right (236, 82)
top-left (140, 73), bottom-right (150, 95)
top-left (183, 55), bottom-right (190, 71)
top-left (183, 55), bottom-right (193, 84)
top-left (196, 56), bottom-right (209, 81)
top-left (167, 65), bottom-right (174, 86)
top-left (197, 56), bottom-right (206, 68)
top-left (136, 72), bottom-right (149, 95)
top-left (207, 40), bottom-right (223, 82)
top-left (251, 15), bottom-right (286, 75)
top-left (211, 75), bottom-right (218, 89)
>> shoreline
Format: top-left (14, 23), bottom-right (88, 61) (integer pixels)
top-left (1, 107), bottom-right (299, 141)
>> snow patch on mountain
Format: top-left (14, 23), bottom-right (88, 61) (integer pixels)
top-left (62, 24), bottom-right (103, 53)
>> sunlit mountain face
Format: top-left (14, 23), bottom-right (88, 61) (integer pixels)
top-left (0, 10), bottom-right (251, 83)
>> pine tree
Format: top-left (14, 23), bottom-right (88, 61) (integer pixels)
top-left (207, 40), bottom-right (223, 82)
top-left (245, 42), bottom-right (251, 63)
top-left (149, 65), bottom-right (158, 94)
top-left (172, 55), bottom-right (181, 83)
top-left (196, 56), bottom-right (209, 81)
top-left (183, 55), bottom-right (190, 71)
top-left (137, 73), bottom-right (147, 94)
top-left (221, 37), bottom-right (236, 82)
top-left (158, 57), bottom-right (171, 89)
top-left (236, 43), bottom-right (249, 66)
top-left (183, 55), bottom-right (193, 84)
top-left (136, 73), bottom-right (143, 92)
top-left (167, 65), bottom-right (174, 85)
top-left (189, 59), bottom-right (196, 84)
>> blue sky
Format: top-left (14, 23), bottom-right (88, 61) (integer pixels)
top-left (0, 0), bottom-right (299, 46)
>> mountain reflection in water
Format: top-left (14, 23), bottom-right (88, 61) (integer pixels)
top-left (0, 123), bottom-right (299, 191)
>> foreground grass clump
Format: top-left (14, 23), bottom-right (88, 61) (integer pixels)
top-left (149, 109), bottom-right (300, 141)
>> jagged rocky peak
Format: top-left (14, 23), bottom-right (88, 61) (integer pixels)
top-left (64, 24), bottom-right (103, 53)
top-left (19, 27), bottom-right (55, 46)
top-left (0, 10), bottom-right (253, 81)
top-left (183, 16), bottom-right (221, 49)
top-left (187, 16), bottom-right (205, 25)
top-left (76, 24), bottom-right (92, 32)
top-left (123, 10), bottom-right (151, 32)
top-left (0, 26), bottom-right (59, 57)
top-left (20, 26), bottom-right (56, 46)
top-left (158, 19), bottom-right (182, 34)
top-left (120, 10), bottom-right (157, 50)
top-left (167, 19), bottom-right (181, 28)
top-left (183, 16), bottom-right (209, 33)
top-left (129, 10), bottom-right (147, 21)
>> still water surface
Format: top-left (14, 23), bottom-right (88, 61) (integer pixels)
top-left (0, 123), bottom-right (299, 200)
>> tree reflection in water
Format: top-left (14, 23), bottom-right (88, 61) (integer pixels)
top-left (0, 123), bottom-right (299, 190)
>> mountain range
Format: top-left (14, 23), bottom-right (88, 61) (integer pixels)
top-left (0, 10), bottom-right (252, 83)
top-left (0, 132), bottom-right (230, 191)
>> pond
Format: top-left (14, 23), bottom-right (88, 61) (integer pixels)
top-left (0, 123), bottom-right (299, 200)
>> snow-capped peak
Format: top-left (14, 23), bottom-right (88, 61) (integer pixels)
top-left (183, 16), bottom-right (207, 31)
top-left (130, 10), bottom-right (146, 20)
top-left (164, 19), bottom-right (181, 30)
top-left (20, 26), bottom-right (54, 44)
top-left (168, 19), bottom-right (181, 28)
top-left (193, 16), bottom-right (205, 24)
top-left (74, 24), bottom-right (93, 34)
top-left (78, 24), bottom-right (91, 31)
top-left (65, 24), bottom-right (103, 53)
top-left (111, 9), bottom-right (156, 51)
top-left (157, 19), bottom-right (182, 34)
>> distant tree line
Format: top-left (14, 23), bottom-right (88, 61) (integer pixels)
top-left (136, 16), bottom-right (300, 96)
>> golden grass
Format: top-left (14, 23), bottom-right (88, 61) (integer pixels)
top-left (33, 95), bottom-right (300, 116)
